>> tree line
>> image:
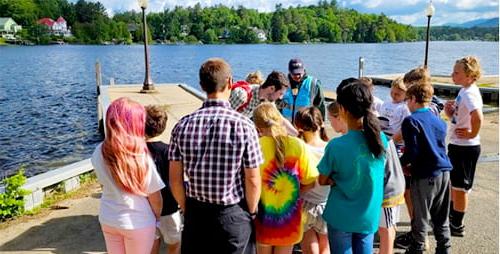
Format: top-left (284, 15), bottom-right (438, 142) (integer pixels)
top-left (0, 0), bottom-right (497, 45)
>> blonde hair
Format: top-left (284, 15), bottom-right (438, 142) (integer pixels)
top-left (456, 56), bottom-right (482, 81)
top-left (246, 70), bottom-right (264, 85)
top-left (391, 76), bottom-right (407, 92)
top-left (404, 66), bottom-right (431, 87)
top-left (253, 103), bottom-right (288, 168)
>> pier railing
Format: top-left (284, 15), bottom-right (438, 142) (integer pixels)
top-left (22, 159), bottom-right (94, 211)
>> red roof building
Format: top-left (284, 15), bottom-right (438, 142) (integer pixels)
top-left (37, 16), bottom-right (71, 36)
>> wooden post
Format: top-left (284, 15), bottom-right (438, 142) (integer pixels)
top-left (95, 61), bottom-right (102, 95)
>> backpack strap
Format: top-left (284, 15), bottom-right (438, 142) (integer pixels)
top-left (232, 81), bottom-right (253, 112)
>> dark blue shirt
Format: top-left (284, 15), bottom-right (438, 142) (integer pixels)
top-left (400, 108), bottom-right (452, 178)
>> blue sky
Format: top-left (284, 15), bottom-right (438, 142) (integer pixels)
top-left (91, 0), bottom-right (499, 26)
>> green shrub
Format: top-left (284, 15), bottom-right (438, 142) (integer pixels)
top-left (0, 169), bottom-right (30, 220)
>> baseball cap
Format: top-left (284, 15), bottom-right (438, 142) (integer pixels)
top-left (288, 58), bottom-right (305, 75)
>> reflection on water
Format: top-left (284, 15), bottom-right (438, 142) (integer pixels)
top-left (0, 42), bottom-right (498, 176)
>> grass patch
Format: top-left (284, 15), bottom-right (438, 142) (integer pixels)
top-left (0, 172), bottom-right (99, 229)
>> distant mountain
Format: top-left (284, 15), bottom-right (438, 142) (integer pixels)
top-left (445, 18), bottom-right (499, 28)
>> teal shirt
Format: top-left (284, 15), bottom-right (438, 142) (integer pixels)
top-left (318, 130), bottom-right (387, 234)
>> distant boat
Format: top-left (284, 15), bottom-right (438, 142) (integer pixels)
top-left (50, 40), bottom-right (65, 45)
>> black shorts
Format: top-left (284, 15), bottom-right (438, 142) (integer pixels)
top-left (448, 144), bottom-right (481, 191)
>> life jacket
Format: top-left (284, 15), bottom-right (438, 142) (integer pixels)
top-left (232, 80), bottom-right (253, 112)
top-left (282, 76), bottom-right (317, 121)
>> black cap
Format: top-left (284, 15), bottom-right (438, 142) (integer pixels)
top-left (288, 58), bottom-right (305, 75)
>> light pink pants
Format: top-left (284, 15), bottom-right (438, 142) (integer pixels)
top-left (101, 224), bottom-right (156, 254)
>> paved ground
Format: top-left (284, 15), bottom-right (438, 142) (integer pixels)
top-left (0, 90), bottom-right (497, 253)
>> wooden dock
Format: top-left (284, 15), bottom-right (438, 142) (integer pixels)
top-left (98, 84), bottom-right (205, 143)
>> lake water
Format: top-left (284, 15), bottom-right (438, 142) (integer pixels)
top-left (0, 41), bottom-right (498, 176)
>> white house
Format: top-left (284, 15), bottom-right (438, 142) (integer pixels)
top-left (0, 17), bottom-right (22, 39)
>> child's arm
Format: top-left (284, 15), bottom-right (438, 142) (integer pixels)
top-left (455, 109), bottom-right (483, 139)
top-left (169, 160), bottom-right (186, 212)
top-left (318, 174), bottom-right (335, 186)
top-left (147, 191), bottom-right (163, 220)
top-left (444, 100), bottom-right (455, 119)
top-left (399, 118), bottom-right (419, 167)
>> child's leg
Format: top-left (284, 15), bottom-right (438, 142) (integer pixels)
top-left (430, 172), bottom-right (451, 254)
top-left (257, 243), bottom-right (273, 254)
top-left (300, 229), bottom-right (319, 254)
top-left (404, 175), bottom-right (414, 219)
top-left (150, 238), bottom-right (160, 254)
top-left (449, 144), bottom-right (481, 231)
top-left (378, 206), bottom-right (400, 254)
top-left (273, 245), bottom-right (294, 254)
top-left (101, 224), bottom-right (126, 254)
top-left (327, 225), bottom-right (353, 254)
top-left (378, 227), bottom-right (395, 254)
top-left (123, 225), bottom-right (156, 254)
top-left (317, 233), bottom-right (330, 254)
top-left (351, 232), bottom-right (374, 254)
top-left (409, 178), bottom-right (432, 253)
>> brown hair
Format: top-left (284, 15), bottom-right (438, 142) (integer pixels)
top-left (246, 70), bottom-right (264, 85)
top-left (294, 107), bottom-right (329, 142)
top-left (261, 71), bottom-right (290, 90)
top-left (253, 103), bottom-right (288, 168)
top-left (327, 99), bottom-right (341, 117)
top-left (404, 66), bottom-right (431, 87)
top-left (199, 58), bottom-right (232, 94)
top-left (391, 76), bottom-right (407, 92)
top-left (456, 56), bottom-right (482, 81)
top-left (145, 105), bottom-right (168, 138)
top-left (406, 84), bottom-right (434, 104)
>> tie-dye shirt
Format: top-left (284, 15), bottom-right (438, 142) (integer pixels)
top-left (255, 136), bottom-right (319, 246)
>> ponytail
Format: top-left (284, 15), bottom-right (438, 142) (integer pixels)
top-left (363, 111), bottom-right (384, 157)
top-left (337, 80), bottom-right (385, 158)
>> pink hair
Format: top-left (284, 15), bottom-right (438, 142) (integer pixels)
top-left (102, 97), bottom-right (149, 196)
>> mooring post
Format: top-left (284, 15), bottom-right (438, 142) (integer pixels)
top-left (358, 57), bottom-right (365, 78)
top-left (95, 60), bottom-right (102, 95)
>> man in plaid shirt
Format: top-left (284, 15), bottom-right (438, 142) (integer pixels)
top-left (169, 58), bottom-right (263, 254)
top-left (229, 71), bottom-right (289, 119)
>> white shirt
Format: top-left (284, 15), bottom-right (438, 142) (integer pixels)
top-left (301, 145), bottom-right (330, 205)
top-left (450, 84), bottom-right (483, 146)
top-left (379, 101), bottom-right (411, 136)
top-left (91, 143), bottom-right (165, 230)
top-left (372, 96), bottom-right (384, 116)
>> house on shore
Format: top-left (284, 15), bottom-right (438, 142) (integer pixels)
top-left (37, 17), bottom-right (72, 37)
top-left (0, 17), bottom-right (22, 40)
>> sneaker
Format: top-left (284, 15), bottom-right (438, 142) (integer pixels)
top-left (395, 232), bottom-right (430, 250)
top-left (395, 232), bottom-right (412, 249)
top-left (450, 223), bottom-right (465, 237)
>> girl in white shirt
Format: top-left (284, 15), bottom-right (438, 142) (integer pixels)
top-left (91, 97), bottom-right (165, 254)
top-left (294, 107), bottom-right (330, 254)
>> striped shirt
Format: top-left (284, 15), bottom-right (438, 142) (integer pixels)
top-left (168, 99), bottom-right (263, 205)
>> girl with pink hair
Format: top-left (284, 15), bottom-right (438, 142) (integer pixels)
top-left (91, 97), bottom-right (165, 254)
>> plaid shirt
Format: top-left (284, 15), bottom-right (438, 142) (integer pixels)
top-left (229, 85), bottom-right (262, 118)
top-left (168, 99), bottom-right (263, 205)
